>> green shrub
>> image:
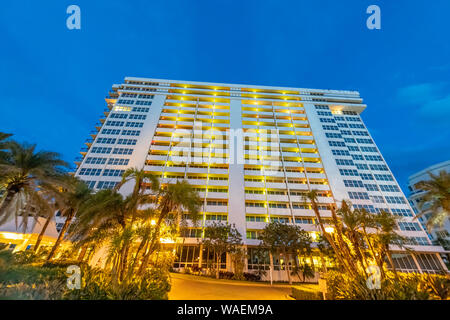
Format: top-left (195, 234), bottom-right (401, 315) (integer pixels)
top-left (0, 265), bottom-right (66, 286)
top-left (291, 286), bottom-right (322, 300)
top-left (325, 270), bottom-right (448, 300)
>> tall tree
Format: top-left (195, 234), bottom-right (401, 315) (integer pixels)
top-left (415, 170), bottom-right (450, 229)
top-left (138, 180), bottom-right (202, 275)
top-left (0, 141), bottom-right (68, 230)
top-left (46, 177), bottom-right (91, 261)
top-left (259, 221), bottom-right (312, 284)
top-left (0, 132), bottom-right (12, 163)
top-left (202, 222), bottom-right (243, 279)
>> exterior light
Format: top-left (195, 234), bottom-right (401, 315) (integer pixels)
top-left (325, 226), bottom-right (335, 233)
top-left (151, 220), bottom-right (156, 225)
top-left (1, 232), bottom-right (23, 240)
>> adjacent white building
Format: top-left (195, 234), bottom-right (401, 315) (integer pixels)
top-left (74, 77), bottom-right (448, 276)
top-left (408, 160), bottom-right (450, 244)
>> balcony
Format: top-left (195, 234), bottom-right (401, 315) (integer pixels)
top-left (245, 194), bottom-right (266, 201)
top-left (246, 207), bottom-right (267, 215)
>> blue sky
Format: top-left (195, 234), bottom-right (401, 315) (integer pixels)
top-left (1, 0), bottom-right (449, 192)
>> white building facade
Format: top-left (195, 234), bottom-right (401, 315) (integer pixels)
top-left (74, 77), bottom-right (447, 276)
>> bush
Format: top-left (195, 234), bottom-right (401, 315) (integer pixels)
top-left (243, 272), bottom-right (261, 282)
top-left (0, 263), bottom-right (171, 300)
top-left (218, 271), bottom-right (234, 280)
top-left (0, 265), bottom-right (66, 286)
top-left (291, 286), bottom-right (322, 300)
top-left (325, 270), bottom-right (448, 300)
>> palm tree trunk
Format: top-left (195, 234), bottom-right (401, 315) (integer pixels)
top-left (269, 251), bottom-right (274, 285)
top-left (34, 214), bottom-right (53, 252)
top-left (216, 253), bottom-right (220, 279)
top-left (138, 209), bottom-right (167, 275)
top-left (77, 245), bottom-right (88, 262)
top-left (0, 190), bottom-right (16, 220)
top-left (46, 211), bottom-right (75, 261)
top-left (284, 251), bottom-right (292, 284)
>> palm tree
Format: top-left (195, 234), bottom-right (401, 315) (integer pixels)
top-left (0, 132), bottom-right (12, 163)
top-left (415, 170), bottom-right (450, 229)
top-left (0, 141), bottom-right (68, 230)
top-left (46, 177), bottom-right (92, 261)
top-left (302, 190), bottom-right (357, 275)
top-left (138, 180), bottom-right (202, 275)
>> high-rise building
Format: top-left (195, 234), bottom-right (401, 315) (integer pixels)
top-left (74, 77), bottom-right (447, 276)
top-left (408, 160), bottom-right (450, 245)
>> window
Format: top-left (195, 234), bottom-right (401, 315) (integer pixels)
top-left (128, 114), bottom-right (147, 120)
top-left (353, 204), bottom-right (376, 213)
top-left (369, 164), bottom-right (389, 171)
top-left (391, 209), bottom-right (413, 217)
top-left (340, 130), bottom-right (352, 136)
top-left (85, 157), bottom-right (106, 164)
top-left (322, 125), bottom-right (339, 131)
top-left (346, 116), bottom-right (361, 122)
top-left (336, 159), bottom-right (354, 166)
top-left (349, 123), bottom-right (365, 129)
top-left (360, 146), bottom-right (378, 153)
top-left (268, 203), bottom-right (288, 208)
top-left (356, 163), bottom-right (369, 170)
top-left (360, 173), bottom-right (374, 180)
top-left (380, 184), bottom-right (400, 192)
top-left (344, 180), bottom-right (364, 188)
top-left (348, 191), bottom-right (370, 200)
top-left (398, 222), bottom-right (421, 231)
top-left (103, 169), bottom-right (125, 177)
top-left (246, 202), bottom-right (265, 208)
top-left (356, 138), bottom-right (374, 144)
top-left (207, 200), bottom-right (228, 206)
top-left (371, 195), bottom-right (385, 203)
top-left (320, 118), bottom-right (335, 123)
top-left (112, 148), bottom-right (133, 155)
top-left (295, 217), bottom-right (313, 224)
top-left (326, 132), bottom-right (342, 139)
top-left (107, 158), bottom-right (130, 165)
top-left (328, 141), bottom-right (346, 147)
top-left (206, 214), bottom-right (227, 221)
top-left (364, 155), bottom-right (383, 161)
top-left (125, 121), bottom-right (144, 128)
top-left (337, 122), bottom-right (348, 128)
top-left (270, 216), bottom-right (290, 223)
top-left (121, 93), bottom-right (137, 98)
top-left (385, 196), bottom-right (406, 204)
top-left (101, 128), bottom-right (121, 135)
top-left (344, 138), bottom-right (356, 143)
top-left (110, 113), bottom-right (128, 119)
top-left (138, 94), bottom-right (154, 99)
top-left (246, 215), bottom-right (266, 222)
top-left (117, 99), bottom-right (135, 105)
top-left (348, 146), bottom-right (359, 152)
top-left (79, 168), bottom-right (102, 176)
top-left (339, 169), bottom-right (359, 176)
top-left (117, 138), bottom-right (137, 145)
top-left (352, 130), bottom-right (369, 136)
top-left (121, 130), bottom-right (141, 136)
top-left (91, 147), bottom-right (112, 154)
top-left (317, 111), bottom-right (333, 116)
top-left (351, 154), bottom-right (364, 161)
top-left (97, 137), bottom-right (116, 144)
top-left (343, 111), bottom-right (357, 115)
top-left (132, 107), bottom-right (150, 112)
top-left (105, 120), bottom-right (125, 127)
top-left (364, 184), bottom-right (379, 191)
top-left (375, 174), bottom-right (394, 181)
top-left (135, 100), bottom-right (152, 106)
top-left (246, 231), bottom-right (260, 240)
top-left (315, 105), bottom-right (329, 110)
top-left (332, 149), bottom-right (350, 156)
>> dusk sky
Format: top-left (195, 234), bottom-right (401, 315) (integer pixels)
top-left (1, 0), bottom-right (449, 192)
